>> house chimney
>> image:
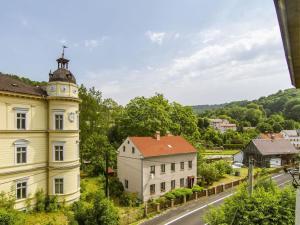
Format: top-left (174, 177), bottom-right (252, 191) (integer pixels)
top-left (155, 131), bottom-right (160, 141)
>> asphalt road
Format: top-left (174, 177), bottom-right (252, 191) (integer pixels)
top-left (141, 172), bottom-right (292, 225)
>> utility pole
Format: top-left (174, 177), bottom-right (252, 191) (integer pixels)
top-left (248, 157), bottom-right (254, 196)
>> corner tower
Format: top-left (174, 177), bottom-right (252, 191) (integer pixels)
top-left (46, 48), bottom-right (80, 204)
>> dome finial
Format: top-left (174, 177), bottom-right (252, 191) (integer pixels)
top-left (62, 45), bottom-right (67, 58)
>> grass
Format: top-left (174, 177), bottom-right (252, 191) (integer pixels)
top-left (81, 176), bottom-right (145, 225)
top-left (24, 212), bottom-right (69, 225)
top-left (202, 149), bottom-right (240, 155)
top-left (209, 167), bottom-right (281, 188)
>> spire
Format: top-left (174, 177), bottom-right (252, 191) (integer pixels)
top-left (57, 46), bottom-right (69, 69)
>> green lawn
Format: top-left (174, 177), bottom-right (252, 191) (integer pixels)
top-left (202, 149), bottom-right (240, 155)
top-left (24, 212), bottom-right (69, 225)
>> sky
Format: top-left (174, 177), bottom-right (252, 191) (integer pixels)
top-left (0, 0), bottom-right (294, 106)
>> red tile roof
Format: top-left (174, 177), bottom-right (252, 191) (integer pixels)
top-left (129, 136), bottom-right (197, 158)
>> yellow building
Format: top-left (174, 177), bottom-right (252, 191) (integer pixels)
top-left (0, 53), bottom-right (80, 210)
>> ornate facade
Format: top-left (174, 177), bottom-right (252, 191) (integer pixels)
top-left (0, 53), bottom-right (80, 209)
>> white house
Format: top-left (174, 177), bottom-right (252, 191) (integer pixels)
top-left (209, 119), bottom-right (237, 133)
top-left (117, 132), bottom-right (197, 202)
top-left (281, 130), bottom-right (300, 149)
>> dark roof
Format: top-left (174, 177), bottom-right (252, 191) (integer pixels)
top-left (129, 136), bottom-right (197, 158)
top-left (252, 139), bottom-right (298, 156)
top-left (49, 68), bottom-right (76, 84)
top-left (0, 74), bottom-right (47, 97)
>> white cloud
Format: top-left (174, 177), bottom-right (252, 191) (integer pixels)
top-left (145, 31), bottom-right (166, 45)
top-left (81, 26), bottom-right (291, 105)
top-left (84, 36), bottom-right (109, 49)
top-left (84, 39), bottom-right (99, 48)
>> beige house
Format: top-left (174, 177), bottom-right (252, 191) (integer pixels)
top-left (209, 119), bottom-right (237, 133)
top-left (281, 130), bottom-right (300, 149)
top-left (0, 53), bottom-right (80, 210)
top-left (117, 132), bottom-right (197, 202)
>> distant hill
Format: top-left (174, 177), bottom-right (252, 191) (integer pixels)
top-left (192, 88), bottom-right (300, 115)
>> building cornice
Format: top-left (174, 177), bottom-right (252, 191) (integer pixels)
top-left (47, 96), bottom-right (81, 103)
top-left (0, 130), bottom-right (79, 134)
top-left (0, 163), bottom-right (46, 176)
top-left (0, 91), bottom-right (46, 100)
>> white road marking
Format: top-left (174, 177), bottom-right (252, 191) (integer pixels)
top-left (164, 175), bottom-right (290, 225)
top-left (164, 193), bottom-right (234, 225)
top-left (272, 173), bottom-right (284, 179)
top-left (278, 180), bottom-right (291, 186)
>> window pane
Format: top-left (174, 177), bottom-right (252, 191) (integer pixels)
top-left (21, 118), bottom-right (26, 129)
top-left (17, 119), bottom-right (20, 129)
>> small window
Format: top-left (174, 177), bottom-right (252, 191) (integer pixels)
top-left (54, 178), bottom-right (64, 194)
top-left (16, 146), bottom-right (27, 164)
top-left (171, 163), bottom-right (175, 172)
top-left (161, 164), bottom-right (165, 173)
top-left (127, 140), bottom-right (130, 144)
top-left (16, 180), bottom-right (27, 199)
top-left (188, 161), bottom-right (192, 169)
top-left (150, 165), bottom-right (155, 174)
top-left (54, 144), bottom-right (64, 161)
top-left (171, 180), bottom-right (175, 190)
top-left (150, 184), bottom-right (155, 195)
top-left (54, 113), bottom-right (64, 130)
top-left (180, 178), bottom-right (184, 187)
top-left (123, 146), bottom-right (126, 152)
top-left (132, 147), bottom-right (135, 154)
top-left (160, 182), bottom-right (166, 192)
top-left (16, 112), bottom-right (26, 130)
top-left (125, 179), bottom-right (128, 189)
top-left (180, 162), bottom-right (184, 170)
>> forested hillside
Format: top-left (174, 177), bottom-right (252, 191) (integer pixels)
top-left (195, 88), bottom-right (300, 133)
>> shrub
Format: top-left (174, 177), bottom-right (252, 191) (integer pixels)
top-left (164, 192), bottom-right (175, 200)
top-left (108, 177), bottom-right (124, 198)
top-left (119, 192), bottom-right (141, 207)
top-left (72, 201), bottom-right (92, 225)
top-left (154, 196), bottom-right (167, 205)
top-left (89, 198), bottom-right (119, 225)
top-left (0, 208), bottom-right (24, 225)
top-left (192, 185), bottom-right (204, 193)
top-left (45, 195), bottom-right (59, 212)
top-left (0, 192), bottom-right (15, 209)
top-left (214, 160), bottom-right (233, 176)
top-left (35, 189), bottom-right (46, 212)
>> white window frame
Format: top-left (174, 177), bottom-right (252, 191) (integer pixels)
top-left (53, 142), bottom-right (65, 161)
top-left (53, 110), bottom-right (64, 130)
top-left (16, 179), bottom-right (28, 200)
top-left (53, 177), bottom-right (64, 195)
top-left (14, 108), bottom-right (28, 130)
top-left (14, 140), bottom-right (29, 165)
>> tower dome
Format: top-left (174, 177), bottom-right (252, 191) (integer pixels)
top-left (49, 47), bottom-right (76, 84)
